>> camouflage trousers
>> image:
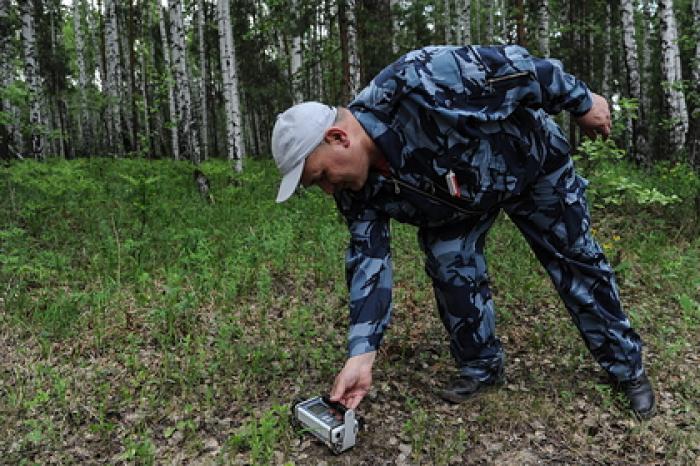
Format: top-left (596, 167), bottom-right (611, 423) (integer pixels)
top-left (417, 160), bottom-right (644, 383)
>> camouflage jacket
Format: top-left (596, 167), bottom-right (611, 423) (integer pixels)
top-left (335, 45), bottom-right (593, 357)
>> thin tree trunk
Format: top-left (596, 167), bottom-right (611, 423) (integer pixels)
top-left (391, 0), bottom-right (400, 53)
top-left (346, 0), bottom-right (361, 98)
top-left (689, 0), bottom-right (700, 167)
top-left (514, 0), bottom-right (525, 46)
top-left (20, 0), bottom-right (43, 159)
top-left (620, 0), bottom-right (648, 163)
top-left (501, 0), bottom-right (508, 43)
top-left (601, 2), bottom-right (612, 99)
top-left (641, 0), bottom-right (654, 126)
top-left (198, 0), bottom-right (209, 160)
top-left (290, 0), bottom-right (303, 103)
top-left (460, 0), bottom-right (471, 44)
top-left (485, 0), bottom-right (493, 44)
top-left (169, 0), bottom-right (201, 164)
top-left (218, 0), bottom-right (244, 171)
top-left (104, 0), bottom-right (124, 155)
top-left (537, 0), bottom-right (549, 57)
top-left (73, 0), bottom-right (92, 156)
top-left (474, 0), bottom-right (480, 43)
top-left (658, 0), bottom-right (688, 154)
top-left (158, 5), bottom-right (179, 160)
top-left (140, 0), bottom-right (152, 158)
top-left (0, 0), bottom-right (12, 159)
top-left (126, 1), bottom-right (138, 153)
top-left (445, 0), bottom-right (451, 44)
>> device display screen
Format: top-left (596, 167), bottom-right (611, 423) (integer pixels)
top-left (306, 401), bottom-right (343, 427)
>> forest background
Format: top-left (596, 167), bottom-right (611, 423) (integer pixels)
top-left (1, 0), bottom-right (699, 464)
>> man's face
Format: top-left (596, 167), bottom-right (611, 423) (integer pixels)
top-left (300, 131), bottom-right (370, 195)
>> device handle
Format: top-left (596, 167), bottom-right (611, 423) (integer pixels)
top-left (321, 395), bottom-right (348, 414)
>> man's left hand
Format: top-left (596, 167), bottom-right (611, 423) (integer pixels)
top-left (575, 92), bottom-right (611, 139)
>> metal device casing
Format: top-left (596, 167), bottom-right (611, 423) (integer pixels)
top-left (293, 396), bottom-right (358, 454)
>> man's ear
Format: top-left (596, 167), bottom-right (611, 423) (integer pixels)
top-left (324, 127), bottom-right (349, 147)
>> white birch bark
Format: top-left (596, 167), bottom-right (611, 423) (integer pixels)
top-left (620, 0), bottom-right (647, 161)
top-left (694, 0), bottom-right (700, 87)
top-left (474, 0), bottom-right (480, 43)
top-left (73, 0), bottom-right (92, 154)
top-left (445, 0), bottom-right (451, 44)
top-left (641, 0), bottom-right (654, 122)
top-left (20, 0), bottom-right (43, 159)
top-left (537, 0), bottom-right (549, 57)
top-left (104, 0), bottom-right (124, 155)
top-left (198, 0), bottom-right (209, 160)
top-left (460, 0), bottom-right (471, 45)
top-left (48, 5), bottom-right (67, 159)
top-left (690, 0), bottom-right (700, 164)
top-left (119, 3), bottom-right (135, 151)
top-left (140, 0), bottom-right (152, 157)
top-left (346, 0), bottom-right (361, 97)
top-left (501, 0), bottom-right (508, 43)
top-left (391, 0), bottom-right (400, 53)
top-left (169, 0), bottom-right (201, 164)
top-left (485, 0), bottom-right (493, 44)
top-left (1, 0), bottom-right (15, 157)
top-left (218, 0), bottom-right (244, 171)
top-left (290, 0), bottom-right (304, 103)
top-left (158, 5), bottom-right (179, 160)
top-left (601, 2), bottom-right (612, 98)
top-left (659, 0), bottom-right (688, 152)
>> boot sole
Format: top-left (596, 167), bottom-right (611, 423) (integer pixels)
top-left (438, 378), bottom-right (505, 404)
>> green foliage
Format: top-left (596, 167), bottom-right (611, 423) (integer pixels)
top-left (576, 137), bottom-right (699, 208)
top-left (226, 405), bottom-right (288, 464)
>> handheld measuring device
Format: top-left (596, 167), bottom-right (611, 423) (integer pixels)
top-left (292, 396), bottom-right (360, 454)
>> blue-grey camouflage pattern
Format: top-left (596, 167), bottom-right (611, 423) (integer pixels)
top-left (336, 45), bottom-right (644, 382)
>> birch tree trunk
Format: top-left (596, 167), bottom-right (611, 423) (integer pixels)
top-left (169, 0), bottom-right (201, 164)
top-left (391, 0), bottom-right (400, 53)
top-left (346, 0), bottom-right (361, 98)
top-left (445, 0), bottom-right (452, 44)
top-left (20, 0), bottom-right (43, 159)
top-left (158, 5), bottom-right (179, 160)
top-left (537, 0), bottom-right (549, 57)
top-left (485, 0), bottom-right (493, 44)
top-left (601, 2), bottom-right (612, 98)
top-left (218, 0), bottom-right (244, 171)
top-left (460, 0), bottom-right (471, 45)
top-left (140, 0), bottom-right (152, 158)
top-left (514, 0), bottom-right (525, 46)
top-left (0, 0), bottom-right (12, 159)
top-left (641, 0), bottom-right (654, 123)
top-left (104, 0), bottom-right (124, 155)
top-left (620, 0), bottom-right (648, 163)
top-left (658, 0), bottom-right (688, 153)
top-left (290, 0), bottom-right (304, 103)
top-left (690, 0), bottom-right (700, 166)
top-left (198, 0), bottom-right (209, 160)
top-left (119, 3), bottom-right (135, 152)
top-left (73, 0), bottom-right (92, 156)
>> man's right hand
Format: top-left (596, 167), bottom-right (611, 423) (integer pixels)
top-left (329, 351), bottom-right (376, 410)
top-left (575, 92), bottom-right (612, 139)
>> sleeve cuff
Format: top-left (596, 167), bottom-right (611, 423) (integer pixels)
top-left (347, 336), bottom-right (379, 357)
top-left (569, 89), bottom-right (593, 118)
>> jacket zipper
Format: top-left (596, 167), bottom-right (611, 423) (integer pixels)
top-left (485, 71), bottom-right (531, 85)
top-left (388, 177), bottom-right (481, 215)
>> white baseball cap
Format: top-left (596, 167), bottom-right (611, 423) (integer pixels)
top-left (272, 102), bottom-right (338, 203)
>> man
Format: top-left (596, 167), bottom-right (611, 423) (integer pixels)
top-left (271, 45), bottom-right (655, 419)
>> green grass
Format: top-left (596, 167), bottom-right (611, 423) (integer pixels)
top-left (1, 157), bottom-right (699, 464)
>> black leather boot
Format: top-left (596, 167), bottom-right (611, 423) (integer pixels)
top-left (439, 368), bottom-right (505, 403)
top-left (618, 373), bottom-right (656, 420)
